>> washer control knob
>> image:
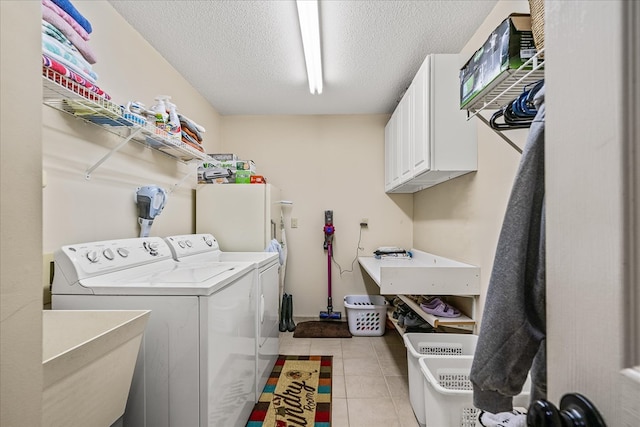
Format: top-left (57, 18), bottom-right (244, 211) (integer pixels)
top-left (103, 248), bottom-right (115, 260)
top-left (178, 241), bottom-right (186, 249)
top-left (117, 248), bottom-right (129, 258)
top-left (204, 237), bottom-right (213, 247)
top-left (144, 241), bottom-right (159, 256)
top-left (185, 240), bottom-right (192, 247)
top-left (86, 250), bottom-right (99, 263)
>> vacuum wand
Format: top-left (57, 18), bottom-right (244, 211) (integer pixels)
top-left (320, 210), bottom-right (341, 320)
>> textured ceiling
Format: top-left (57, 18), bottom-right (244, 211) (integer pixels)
top-left (108, 0), bottom-right (498, 115)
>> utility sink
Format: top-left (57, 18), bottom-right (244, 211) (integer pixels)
top-left (42, 310), bottom-right (150, 427)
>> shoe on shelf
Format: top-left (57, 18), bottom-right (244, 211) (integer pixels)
top-left (420, 297), bottom-right (461, 318)
top-left (402, 312), bottom-right (427, 327)
top-left (397, 314), bottom-right (406, 327)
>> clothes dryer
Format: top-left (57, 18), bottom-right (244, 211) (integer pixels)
top-left (51, 236), bottom-right (256, 427)
top-left (164, 233), bottom-right (280, 402)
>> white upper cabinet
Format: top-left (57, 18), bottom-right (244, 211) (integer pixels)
top-left (384, 54), bottom-right (477, 193)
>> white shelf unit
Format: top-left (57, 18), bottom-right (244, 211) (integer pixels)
top-left (42, 67), bottom-right (209, 179)
top-left (358, 250), bottom-right (480, 331)
top-left (463, 49), bottom-right (546, 154)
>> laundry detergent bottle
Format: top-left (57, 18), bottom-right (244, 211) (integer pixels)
top-left (166, 101), bottom-right (182, 138)
top-left (151, 96), bottom-right (170, 131)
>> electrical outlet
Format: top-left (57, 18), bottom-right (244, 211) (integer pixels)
top-left (291, 218), bottom-right (298, 228)
top-left (360, 218), bottom-right (368, 227)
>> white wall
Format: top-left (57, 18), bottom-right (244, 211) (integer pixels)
top-left (1, 2), bottom-right (44, 425)
top-left (42, 1), bottom-right (223, 253)
top-left (221, 115), bottom-right (413, 316)
top-left (413, 0), bottom-right (531, 327)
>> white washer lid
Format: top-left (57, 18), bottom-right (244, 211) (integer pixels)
top-left (77, 261), bottom-right (254, 296)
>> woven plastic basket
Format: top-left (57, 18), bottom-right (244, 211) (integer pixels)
top-left (344, 295), bottom-right (388, 336)
top-left (419, 357), bottom-right (531, 427)
top-left (403, 334), bottom-right (478, 426)
top-left (529, 0), bottom-right (545, 55)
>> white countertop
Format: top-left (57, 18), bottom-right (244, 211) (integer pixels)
top-left (358, 249), bottom-right (480, 296)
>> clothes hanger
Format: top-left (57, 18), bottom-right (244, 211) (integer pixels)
top-left (490, 79), bottom-right (544, 130)
top-left (490, 105), bottom-right (532, 130)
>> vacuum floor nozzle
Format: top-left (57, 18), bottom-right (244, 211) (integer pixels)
top-left (319, 310), bottom-right (342, 320)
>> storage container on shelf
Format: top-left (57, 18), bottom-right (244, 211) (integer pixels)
top-left (403, 333), bottom-right (478, 427)
top-left (418, 357), bottom-right (531, 427)
top-left (343, 295), bottom-right (388, 336)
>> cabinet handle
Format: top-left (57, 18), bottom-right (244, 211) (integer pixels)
top-left (527, 393), bottom-right (606, 426)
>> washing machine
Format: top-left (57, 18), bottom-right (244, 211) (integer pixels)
top-left (164, 233), bottom-right (280, 402)
top-left (51, 236), bottom-right (257, 427)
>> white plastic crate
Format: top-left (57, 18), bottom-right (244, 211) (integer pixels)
top-left (343, 295), bottom-right (388, 336)
top-left (418, 357), bottom-right (531, 427)
top-left (403, 334), bottom-right (478, 427)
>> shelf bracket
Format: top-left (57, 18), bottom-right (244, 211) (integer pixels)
top-left (463, 49), bottom-right (545, 155)
top-left (167, 163), bottom-right (197, 194)
top-left (85, 127), bottom-right (143, 179)
top-left (473, 112), bottom-right (523, 154)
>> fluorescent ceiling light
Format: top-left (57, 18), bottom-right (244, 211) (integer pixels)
top-left (296, 0), bottom-right (323, 94)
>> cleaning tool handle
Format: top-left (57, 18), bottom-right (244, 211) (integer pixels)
top-left (327, 241), bottom-right (332, 298)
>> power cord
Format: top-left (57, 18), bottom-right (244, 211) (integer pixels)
top-left (331, 225), bottom-right (365, 276)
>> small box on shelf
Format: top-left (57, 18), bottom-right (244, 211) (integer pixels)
top-left (460, 13), bottom-right (536, 109)
top-left (235, 170), bottom-right (254, 183)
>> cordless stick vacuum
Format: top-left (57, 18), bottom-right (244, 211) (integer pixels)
top-left (320, 210), bottom-right (341, 320)
top-left (135, 185), bottom-right (168, 237)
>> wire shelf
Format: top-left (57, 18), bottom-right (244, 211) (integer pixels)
top-left (464, 49), bottom-right (545, 117)
top-left (461, 49), bottom-right (545, 154)
top-left (42, 67), bottom-right (208, 167)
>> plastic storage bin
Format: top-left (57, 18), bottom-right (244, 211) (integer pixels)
top-left (344, 295), bottom-right (388, 336)
top-left (403, 333), bottom-right (478, 427)
top-left (418, 357), bottom-right (531, 427)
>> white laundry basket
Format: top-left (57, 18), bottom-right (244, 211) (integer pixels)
top-left (418, 357), bottom-right (531, 427)
top-left (343, 295), bottom-right (388, 336)
top-left (403, 333), bottom-right (478, 427)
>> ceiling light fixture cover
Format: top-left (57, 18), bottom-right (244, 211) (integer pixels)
top-left (296, 0), bottom-right (323, 94)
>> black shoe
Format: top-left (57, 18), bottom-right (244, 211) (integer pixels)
top-left (279, 293), bottom-right (288, 332)
top-left (286, 294), bottom-right (296, 332)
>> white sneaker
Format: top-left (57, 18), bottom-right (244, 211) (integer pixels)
top-left (477, 409), bottom-right (527, 427)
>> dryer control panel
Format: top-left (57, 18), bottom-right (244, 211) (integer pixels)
top-left (164, 233), bottom-right (221, 260)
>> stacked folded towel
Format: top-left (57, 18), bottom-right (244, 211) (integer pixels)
top-left (41, 0), bottom-right (111, 99)
top-left (178, 114), bottom-right (206, 152)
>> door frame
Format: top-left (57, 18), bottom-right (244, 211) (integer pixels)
top-left (546, 0), bottom-right (640, 423)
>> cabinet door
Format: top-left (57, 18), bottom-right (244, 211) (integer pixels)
top-left (384, 118), bottom-right (394, 191)
top-left (391, 108), bottom-right (403, 189)
top-left (413, 56), bottom-right (431, 176)
top-left (385, 110), bottom-right (401, 190)
top-left (399, 88), bottom-right (413, 184)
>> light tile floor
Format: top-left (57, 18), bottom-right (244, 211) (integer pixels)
top-left (279, 318), bottom-right (420, 427)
